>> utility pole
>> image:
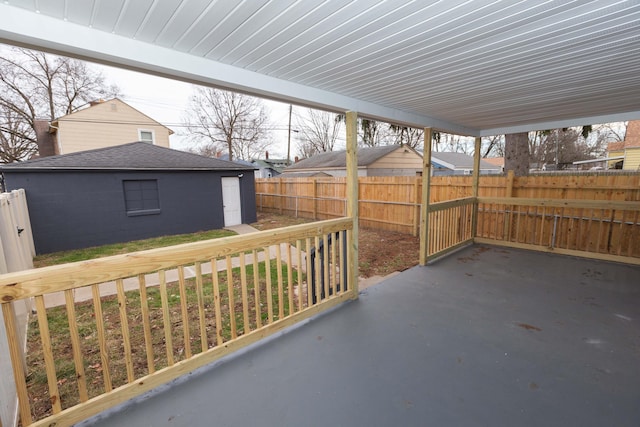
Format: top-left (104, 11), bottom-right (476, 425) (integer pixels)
top-left (287, 104), bottom-right (292, 165)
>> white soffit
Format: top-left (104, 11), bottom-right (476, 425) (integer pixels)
top-left (1, 0), bottom-right (640, 137)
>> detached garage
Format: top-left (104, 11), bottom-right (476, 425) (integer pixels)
top-left (0, 142), bottom-right (257, 254)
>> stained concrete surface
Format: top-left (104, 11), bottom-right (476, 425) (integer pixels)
top-left (80, 245), bottom-right (640, 427)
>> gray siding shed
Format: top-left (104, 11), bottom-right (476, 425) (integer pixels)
top-left (1, 142), bottom-right (257, 254)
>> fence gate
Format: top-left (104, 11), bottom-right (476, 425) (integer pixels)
top-left (0, 189), bottom-right (35, 427)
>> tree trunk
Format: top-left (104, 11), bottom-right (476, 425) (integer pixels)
top-left (504, 132), bottom-right (530, 176)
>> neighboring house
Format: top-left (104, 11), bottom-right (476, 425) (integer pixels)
top-left (0, 142), bottom-right (256, 254)
top-left (431, 152), bottom-right (503, 176)
top-left (483, 157), bottom-right (505, 173)
top-left (35, 98), bottom-right (173, 157)
top-left (250, 152), bottom-right (289, 178)
top-left (607, 120), bottom-right (640, 170)
top-left (282, 145), bottom-right (423, 177)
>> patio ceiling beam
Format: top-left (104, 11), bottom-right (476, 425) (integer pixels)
top-left (0, 4), bottom-right (477, 137)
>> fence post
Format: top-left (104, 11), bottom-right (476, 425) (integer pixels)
top-left (505, 169), bottom-right (514, 197)
top-left (312, 179), bottom-right (317, 220)
top-left (279, 178), bottom-right (284, 215)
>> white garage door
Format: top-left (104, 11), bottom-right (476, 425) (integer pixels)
top-left (221, 177), bottom-right (242, 226)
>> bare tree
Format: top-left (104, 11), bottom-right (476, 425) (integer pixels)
top-left (434, 132), bottom-right (475, 154)
top-left (0, 47), bottom-right (119, 162)
top-left (183, 87), bottom-right (271, 162)
top-left (482, 135), bottom-right (504, 157)
top-left (388, 125), bottom-right (423, 149)
top-left (359, 118), bottom-right (383, 147)
top-left (294, 108), bottom-right (342, 158)
top-left (0, 104), bottom-right (37, 162)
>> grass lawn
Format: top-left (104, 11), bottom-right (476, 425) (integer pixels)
top-left (33, 229), bottom-right (236, 268)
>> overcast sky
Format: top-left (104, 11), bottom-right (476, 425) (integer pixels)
top-left (98, 62), bottom-right (294, 157)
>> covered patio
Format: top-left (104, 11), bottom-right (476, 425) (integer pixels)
top-left (1, 2), bottom-right (640, 426)
top-left (81, 245), bottom-right (640, 427)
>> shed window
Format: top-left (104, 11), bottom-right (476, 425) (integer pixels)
top-left (123, 179), bottom-right (160, 216)
top-left (139, 130), bottom-right (155, 144)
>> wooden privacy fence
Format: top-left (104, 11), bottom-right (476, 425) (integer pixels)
top-left (0, 189), bottom-right (35, 427)
top-left (0, 218), bottom-right (354, 426)
top-left (256, 173), bottom-right (640, 236)
top-left (0, 189), bottom-right (34, 274)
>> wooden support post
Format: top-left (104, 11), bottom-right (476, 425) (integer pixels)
top-left (419, 127), bottom-right (433, 265)
top-left (346, 111), bottom-right (359, 299)
top-left (471, 137), bottom-right (481, 239)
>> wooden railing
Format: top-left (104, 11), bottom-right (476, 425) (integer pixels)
top-left (425, 197), bottom-right (475, 261)
top-left (0, 218), bottom-right (354, 426)
top-left (475, 198), bottom-right (640, 263)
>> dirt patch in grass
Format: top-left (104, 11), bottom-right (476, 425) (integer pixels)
top-left (253, 212), bottom-right (420, 277)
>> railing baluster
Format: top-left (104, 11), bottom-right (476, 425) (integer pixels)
top-left (323, 233), bottom-right (330, 301)
top-left (158, 270), bottom-right (174, 366)
top-left (314, 236), bottom-right (322, 304)
top-left (252, 250), bottom-right (262, 328)
top-left (331, 232), bottom-right (337, 297)
top-left (616, 210), bottom-right (627, 256)
top-left (177, 266), bottom-right (191, 359)
top-left (226, 256), bottom-right (237, 339)
top-left (35, 295), bottom-right (62, 413)
top-left (194, 262), bottom-right (208, 352)
top-left (628, 211), bottom-right (639, 257)
top-left (137, 274), bottom-right (155, 374)
top-left (240, 253), bottom-right (250, 334)
top-left (92, 283), bottom-right (112, 390)
top-left (2, 302), bottom-right (32, 425)
top-left (596, 209), bottom-right (605, 253)
top-left (64, 289), bottom-right (88, 402)
top-left (538, 207), bottom-right (546, 246)
top-left (116, 279), bottom-right (134, 383)
top-left (296, 239), bottom-right (304, 311)
top-left (306, 238), bottom-right (313, 306)
top-left (264, 248), bottom-right (274, 323)
top-left (211, 259), bottom-right (223, 346)
top-left (275, 244), bottom-right (284, 320)
top-left (286, 243), bottom-right (294, 314)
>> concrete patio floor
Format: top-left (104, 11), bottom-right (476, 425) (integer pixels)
top-left (81, 245), bottom-right (640, 427)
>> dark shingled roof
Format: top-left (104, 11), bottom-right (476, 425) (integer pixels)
top-left (0, 142), bottom-right (253, 171)
top-left (286, 145), bottom-right (404, 170)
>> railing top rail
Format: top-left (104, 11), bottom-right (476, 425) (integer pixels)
top-left (429, 196), bottom-right (476, 211)
top-left (478, 197), bottom-right (640, 211)
top-left (0, 217), bottom-right (353, 303)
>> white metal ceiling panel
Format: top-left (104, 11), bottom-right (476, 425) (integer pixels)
top-left (113, 0), bottom-right (157, 38)
top-left (64, 0), bottom-right (97, 26)
top-left (89, 0), bottom-right (127, 32)
top-left (1, 0), bottom-right (640, 136)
